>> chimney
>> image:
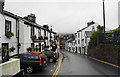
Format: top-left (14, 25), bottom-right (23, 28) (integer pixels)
top-left (0, 0), bottom-right (5, 14)
top-left (24, 13), bottom-right (36, 23)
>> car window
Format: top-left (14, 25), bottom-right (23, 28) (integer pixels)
top-left (23, 55), bottom-right (39, 60)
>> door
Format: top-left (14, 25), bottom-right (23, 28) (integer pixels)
top-left (2, 43), bottom-right (9, 61)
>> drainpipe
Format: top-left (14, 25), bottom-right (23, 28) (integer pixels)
top-left (16, 19), bottom-right (19, 54)
top-left (81, 31), bottom-right (82, 54)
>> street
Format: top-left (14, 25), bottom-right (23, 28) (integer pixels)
top-left (58, 50), bottom-right (119, 76)
top-left (24, 61), bottom-right (58, 76)
top-left (24, 50), bottom-right (120, 77)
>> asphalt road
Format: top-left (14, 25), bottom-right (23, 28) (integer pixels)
top-left (58, 50), bottom-right (120, 76)
top-left (24, 61), bottom-right (58, 76)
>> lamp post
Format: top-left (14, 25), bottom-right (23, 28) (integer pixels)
top-left (103, 0), bottom-right (106, 33)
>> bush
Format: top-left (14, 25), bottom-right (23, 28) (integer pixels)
top-left (38, 36), bottom-right (43, 40)
top-left (44, 36), bottom-right (48, 40)
top-left (112, 30), bottom-right (120, 33)
top-left (5, 32), bottom-right (14, 38)
top-left (90, 31), bottom-right (101, 42)
top-left (31, 35), bottom-right (37, 40)
top-left (9, 46), bottom-right (16, 52)
top-left (27, 47), bottom-right (32, 51)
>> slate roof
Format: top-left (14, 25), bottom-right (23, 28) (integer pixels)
top-left (66, 38), bottom-right (75, 43)
top-left (3, 10), bottom-right (57, 34)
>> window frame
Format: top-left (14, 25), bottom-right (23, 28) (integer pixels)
top-left (5, 20), bottom-right (12, 34)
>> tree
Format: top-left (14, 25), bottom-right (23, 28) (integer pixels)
top-left (97, 25), bottom-right (104, 32)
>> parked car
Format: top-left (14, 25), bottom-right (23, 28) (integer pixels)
top-left (28, 52), bottom-right (48, 62)
top-left (10, 53), bottom-right (47, 74)
top-left (42, 51), bottom-right (59, 63)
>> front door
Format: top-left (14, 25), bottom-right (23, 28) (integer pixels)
top-left (2, 43), bottom-right (9, 61)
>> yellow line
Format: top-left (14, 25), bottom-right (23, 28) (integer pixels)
top-left (52, 55), bottom-right (63, 77)
top-left (89, 57), bottom-right (120, 69)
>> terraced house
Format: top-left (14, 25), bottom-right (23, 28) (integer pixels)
top-left (0, 10), bottom-right (56, 62)
top-left (65, 21), bottom-right (98, 55)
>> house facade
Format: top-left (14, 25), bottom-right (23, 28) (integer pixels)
top-left (0, 10), bottom-right (19, 61)
top-left (65, 38), bottom-right (75, 53)
top-left (75, 22), bottom-right (98, 55)
top-left (0, 11), bottom-right (57, 61)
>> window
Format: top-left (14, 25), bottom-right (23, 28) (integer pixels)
top-left (78, 33), bottom-right (80, 38)
top-left (38, 29), bottom-right (41, 36)
top-left (44, 30), bottom-right (46, 36)
top-left (5, 20), bottom-right (11, 34)
top-left (92, 26), bottom-right (95, 31)
top-left (31, 26), bottom-right (34, 36)
top-left (78, 39), bottom-right (80, 44)
top-left (31, 43), bottom-right (34, 48)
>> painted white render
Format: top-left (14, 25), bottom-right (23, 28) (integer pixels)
top-left (0, 14), bottom-right (3, 60)
top-left (76, 23), bottom-right (98, 55)
top-left (41, 29), bottom-right (44, 36)
top-left (40, 29), bottom-right (44, 51)
top-left (65, 38), bottom-right (75, 53)
top-left (0, 13), bottom-right (18, 56)
top-left (47, 31), bottom-right (50, 46)
top-left (0, 58), bottom-right (20, 76)
top-left (19, 20), bottom-right (32, 53)
top-left (0, 10), bottom-right (57, 61)
top-left (34, 27), bottom-right (39, 47)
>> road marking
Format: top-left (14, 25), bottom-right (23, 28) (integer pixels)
top-left (89, 57), bottom-right (120, 69)
top-left (52, 55), bottom-right (63, 77)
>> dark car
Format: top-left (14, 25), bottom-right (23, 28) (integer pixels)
top-left (10, 53), bottom-right (47, 74)
top-left (28, 52), bottom-right (48, 63)
top-left (42, 51), bottom-right (59, 63)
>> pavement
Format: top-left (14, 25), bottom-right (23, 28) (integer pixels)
top-left (58, 50), bottom-right (120, 76)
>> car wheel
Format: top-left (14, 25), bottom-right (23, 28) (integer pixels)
top-left (49, 58), bottom-right (53, 63)
top-left (26, 66), bottom-right (33, 74)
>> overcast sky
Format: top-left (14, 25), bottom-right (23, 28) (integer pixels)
top-left (4, 0), bottom-right (119, 33)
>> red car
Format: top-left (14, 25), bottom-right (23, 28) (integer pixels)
top-left (42, 51), bottom-right (59, 63)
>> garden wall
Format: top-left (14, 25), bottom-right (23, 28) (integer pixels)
top-left (87, 44), bottom-right (120, 65)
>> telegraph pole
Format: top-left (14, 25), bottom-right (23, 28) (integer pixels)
top-left (103, 0), bottom-right (106, 33)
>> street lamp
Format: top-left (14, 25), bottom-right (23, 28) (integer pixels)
top-left (103, 0), bottom-right (106, 33)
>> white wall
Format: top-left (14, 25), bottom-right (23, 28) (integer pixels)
top-left (19, 20), bottom-right (32, 53)
top-left (76, 24), bottom-right (98, 54)
top-left (0, 58), bottom-right (20, 76)
top-left (0, 14), bottom-right (18, 56)
top-left (0, 14), bottom-right (3, 60)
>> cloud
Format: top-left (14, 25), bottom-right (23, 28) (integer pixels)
top-left (6, 0), bottom-right (119, 2)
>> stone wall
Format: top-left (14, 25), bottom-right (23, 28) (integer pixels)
top-left (87, 43), bottom-right (120, 65)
